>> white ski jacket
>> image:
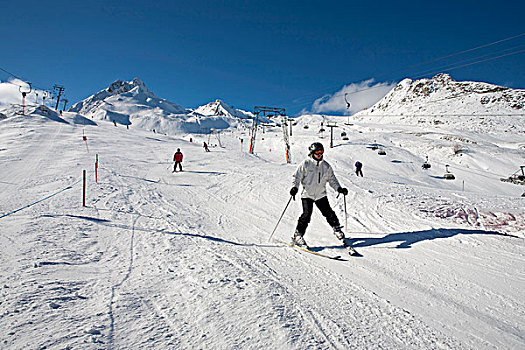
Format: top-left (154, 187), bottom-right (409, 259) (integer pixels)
top-left (292, 156), bottom-right (341, 201)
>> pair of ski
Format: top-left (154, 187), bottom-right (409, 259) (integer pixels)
top-left (277, 238), bottom-right (361, 260)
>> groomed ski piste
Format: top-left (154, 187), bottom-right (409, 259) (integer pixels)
top-left (0, 109), bottom-right (524, 349)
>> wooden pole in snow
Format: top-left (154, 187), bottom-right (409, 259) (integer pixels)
top-left (83, 170), bottom-right (86, 207)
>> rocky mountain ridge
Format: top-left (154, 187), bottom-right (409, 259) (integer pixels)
top-left (365, 74), bottom-right (525, 114)
top-left (356, 74), bottom-right (525, 133)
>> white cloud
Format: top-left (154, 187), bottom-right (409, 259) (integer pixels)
top-left (0, 79), bottom-right (48, 106)
top-left (311, 79), bottom-right (396, 115)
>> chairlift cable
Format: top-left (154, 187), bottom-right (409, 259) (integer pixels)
top-left (413, 47), bottom-right (525, 79)
top-left (276, 32), bottom-right (525, 112)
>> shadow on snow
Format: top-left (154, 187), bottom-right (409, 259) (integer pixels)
top-left (40, 213), bottom-right (271, 248)
top-left (310, 228), bottom-right (518, 252)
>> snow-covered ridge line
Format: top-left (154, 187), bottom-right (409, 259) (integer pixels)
top-left (69, 78), bottom-right (188, 116)
top-left (192, 99), bottom-right (254, 119)
top-left (362, 74), bottom-right (525, 115)
top-left (354, 74), bottom-right (525, 133)
top-left (67, 79), bottom-right (257, 134)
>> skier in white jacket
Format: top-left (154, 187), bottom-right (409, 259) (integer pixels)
top-left (290, 142), bottom-right (348, 247)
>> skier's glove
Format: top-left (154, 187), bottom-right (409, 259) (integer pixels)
top-left (290, 187), bottom-right (298, 200)
top-left (337, 187), bottom-right (348, 196)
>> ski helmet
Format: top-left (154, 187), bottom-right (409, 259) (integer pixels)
top-left (309, 142), bottom-right (324, 155)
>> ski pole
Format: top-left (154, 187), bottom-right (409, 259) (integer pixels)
top-left (268, 195), bottom-right (293, 243)
top-left (336, 192), bottom-right (348, 229)
top-left (343, 194), bottom-right (347, 230)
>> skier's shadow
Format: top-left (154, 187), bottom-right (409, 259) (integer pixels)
top-left (345, 228), bottom-right (518, 249)
top-left (184, 170), bottom-right (226, 175)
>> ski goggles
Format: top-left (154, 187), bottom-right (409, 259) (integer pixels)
top-left (313, 150), bottom-right (324, 155)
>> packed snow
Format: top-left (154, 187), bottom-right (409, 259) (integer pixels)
top-left (0, 76), bottom-right (524, 349)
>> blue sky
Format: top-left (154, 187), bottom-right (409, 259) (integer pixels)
top-left (1, 0), bottom-right (524, 115)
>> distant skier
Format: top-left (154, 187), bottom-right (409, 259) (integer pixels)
top-left (289, 142), bottom-right (348, 247)
top-left (203, 142), bottom-right (210, 152)
top-left (355, 161), bottom-right (363, 177)
top-left (173, 148), bottom-right (183, 172)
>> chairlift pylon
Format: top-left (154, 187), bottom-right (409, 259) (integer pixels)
top-left (19, 82), bottom-right (32, 116)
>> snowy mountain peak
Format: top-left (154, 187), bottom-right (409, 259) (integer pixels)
top-left (357, 74), bottom-right (525, 133)
top-left (195, 99), bottom-right (236, 117)
top-left (106, 78), bottom-right (152, 96)
top-left (66, 79), bottom-right (254, 134)
top-left (378, 73), bottom-right (521, 108)
top-left (69, 78), bottom-right (187, 117)
top-left (194, 99), bottom-right (253, 120)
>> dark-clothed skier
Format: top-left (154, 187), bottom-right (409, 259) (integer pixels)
top-left (203, 142), bottom-right (210, 152)
top-left (355, 161), bottom-right (363, 177)
top-left (173, 148), bottom-right (183, 172)
top-left (289, 142), bottom-right (348, 247)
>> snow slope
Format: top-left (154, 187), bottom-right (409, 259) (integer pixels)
top-left (0, 104), bottom-right (523, 349)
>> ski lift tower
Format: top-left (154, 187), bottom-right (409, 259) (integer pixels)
top-left (19, 82), bottom-right (32, 116)
top-left (326, 122), bottom-right (338, 148)
top-left (250, 106), bottom-right (290, 163)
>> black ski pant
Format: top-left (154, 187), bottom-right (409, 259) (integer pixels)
top-left (295, 196), bottom-right (340, 235)
top-left (173, 161), bottom-right (182, 172)
top-left (356, 169), bottom-right (363, 177)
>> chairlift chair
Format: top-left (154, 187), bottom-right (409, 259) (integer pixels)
top-left (500, 166), bottom-right (525, 185)
top-left (444, 165), bottom-right (455, 180)
top-left (422, 156), bottom-right (431, 169)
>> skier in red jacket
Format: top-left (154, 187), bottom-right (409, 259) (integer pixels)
top-left (173, 148), bottom-right (183, 172)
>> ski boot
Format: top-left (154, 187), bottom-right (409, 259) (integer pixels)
top-left (292, 232), bottom-right (308, 248)
top-left (333, 226), bottom-right (345, 240)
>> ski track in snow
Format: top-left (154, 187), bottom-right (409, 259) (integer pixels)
top-left (0, 115), bottom-right (524, 349)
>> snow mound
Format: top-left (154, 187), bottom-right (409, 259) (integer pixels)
top-left (0, 104), bottom-right (96, 126)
